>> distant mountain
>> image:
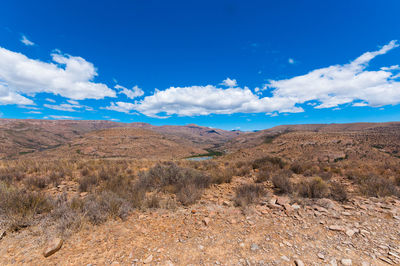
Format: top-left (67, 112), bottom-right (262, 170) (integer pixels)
top-left (32, 127), bottom-right (207, 160)
top-left (221, 122), bottom-right (400, 152)
top-left (0, 119), bottom-right (244, 159)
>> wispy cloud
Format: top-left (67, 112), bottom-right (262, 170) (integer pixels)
top-left (115, 84), bottom-right (144, 99)
top-left (44, 101), bottom-right (93, 112)
top-left (20, 35), bottom-right (35, 46)
top-left (46, 115), bottom-right (79, 120)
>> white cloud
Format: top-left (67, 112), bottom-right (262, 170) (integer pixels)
top-left (44, 101), bottom-right (93, 112)
top-left (352, 102), bottom-right (368, 107)
top-left (21, 35), bottom-right (35, 46)
top-left (44, 103), bottom-right (80, 112)
top-left (0, 47), bottom-right (116, 105)
top-left (47, 115), bottom-right (79, 120)
top-left (45, 98), bottom-right (56, 103)
top-left (220, 78), bottom-right (238, 87)
top-left (25, 110), bottom-right (42, 114)
top-left (104, 101), bottom-right (137, 114)
top-left (288, 58), bottom-right (295, 64)
top-left (381, 65), bottom-right (400, 71)
top-left (267, 40), bottom-right (400, 109)
top-left (115, 84), bottom-right (144, 99)
top-left (106, 84), bottom-right (302, 118)
top-left (104, 40), bottom-right (400, 118)
top-left (0, 82), bottom-right (33, 105)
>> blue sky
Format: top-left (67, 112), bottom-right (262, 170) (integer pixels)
top-left (1, 0), bottom-right (400, 131)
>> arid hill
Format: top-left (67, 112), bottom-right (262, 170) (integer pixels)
top-left (222, 122), bottom-right (400, 152)
top-left (30, 127), bottom-right (207, 160)
top-left (1, 120), bottom-right (400, 265)
top-left (0, 119), bottom-right (243, 159)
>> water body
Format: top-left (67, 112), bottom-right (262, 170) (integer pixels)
top-left (186, 156), bottom-right (213, 161)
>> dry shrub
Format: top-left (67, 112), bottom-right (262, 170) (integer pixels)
top-left (138, 162), bottom-right (211, 205)
top-left (211, 167), bottom-right (234, 184)
top-left (0, 182), bottom-right (53, 231)
top-left (0, 169), bottom-right (14, 183)
top-left (297, 177), bottom-right (330, 198)
top-left (177, 183), bottom-right (203, 205)
top-left (51, 194), bottom-right (83, 236)
top-left (234, 184), bottom-right (265, 207)
top-left (80, 167), bottom-right (90, 177)
top-left (146, 194), bottom-right (161, 208)
top-left (329, 181), bottom-right (348, 202)
top-left (101, 174), bottom-right (145, 209)
top-left (97, 168), bottom-right (110, 180)
top-left (319, 171), bottom-right (333, 180)
top-left (357, 175), bottom-right (399, 197)
top-left (24, 176), bottom-right (48, 189)
top-left (272, 170), bottom-right (293, 194)
top-left (290, 162), bottom-right (304, 174)
top-left (252, 156), bottom-right (286, 170)
top-left (255, 169), bottom-right (270, 183)
top-left (78, 175), bottom-right (98, 192)
top-left (48, 171), bottom-right (63, 187)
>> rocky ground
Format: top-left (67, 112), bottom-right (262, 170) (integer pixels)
top-left (1, 176), bottom-right (399, 265)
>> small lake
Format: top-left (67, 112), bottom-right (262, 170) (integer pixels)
top-left (186, 156), bottom-right (213, 161)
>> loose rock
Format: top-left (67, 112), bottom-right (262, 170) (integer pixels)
top-left (294, 259), bottom-right (304, 266)
top-left (143, 255), bottom-right (153, 264)
top-left (340, 258), bottom-right (352, 266)
top-left (43, 238), bottom-right (63, 258)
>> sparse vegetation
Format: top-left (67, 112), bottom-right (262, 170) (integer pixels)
top-left (272, 170), bottom-right (293, 194)
top-left (357, 174), bottom-right (399, 197)
top-left (297, 177), bottom-right (330, 199)
top-left (234, 184), bottom-right (265, 207)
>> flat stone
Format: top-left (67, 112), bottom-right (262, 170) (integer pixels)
top-left (281, 255), bottom-right (290, 262)
top-left (329, 225), bottom-right (345, 231)
top-left (143, 255), bottom-right (153, 264)
top-left (317, 253), bottom-right (325, 259)
top-left (341, 259), bottom-right (352, 266)
top-left (43, 238), bottom-right (63, 258)
top-left (276, 196), bottom-right (290, 206)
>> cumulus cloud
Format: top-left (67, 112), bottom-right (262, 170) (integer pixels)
top-left (104, 40), bottom-right (400, 118)
top-left (0, 82), bottom-right (33, 105)
top-left (0, 47), bottom-right (116, 105)
top-left (106, 85), bottom-right (302, 117)
top-left (21, 35), bottom-right (35, 46)
top-left (115, 84), bottom-right (144, 99)
top-left (267, 40), bottom-right (400, 109)
top-left (220, 78), bottom-right (238, 87)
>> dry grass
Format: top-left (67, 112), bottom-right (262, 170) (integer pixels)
top-left (0, 182), bottom-right (53, 231)
top-left (137, 162), bottom-right (211, 205)
top-left (297, 177), bottom-right (330, 199)
top-left (271, 170), bottom-right (293, 194)
top-left (234, 184), bottom-right (265, 208)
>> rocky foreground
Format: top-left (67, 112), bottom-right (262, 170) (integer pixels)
top-left (1, 176), bottom-right (399, 265)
